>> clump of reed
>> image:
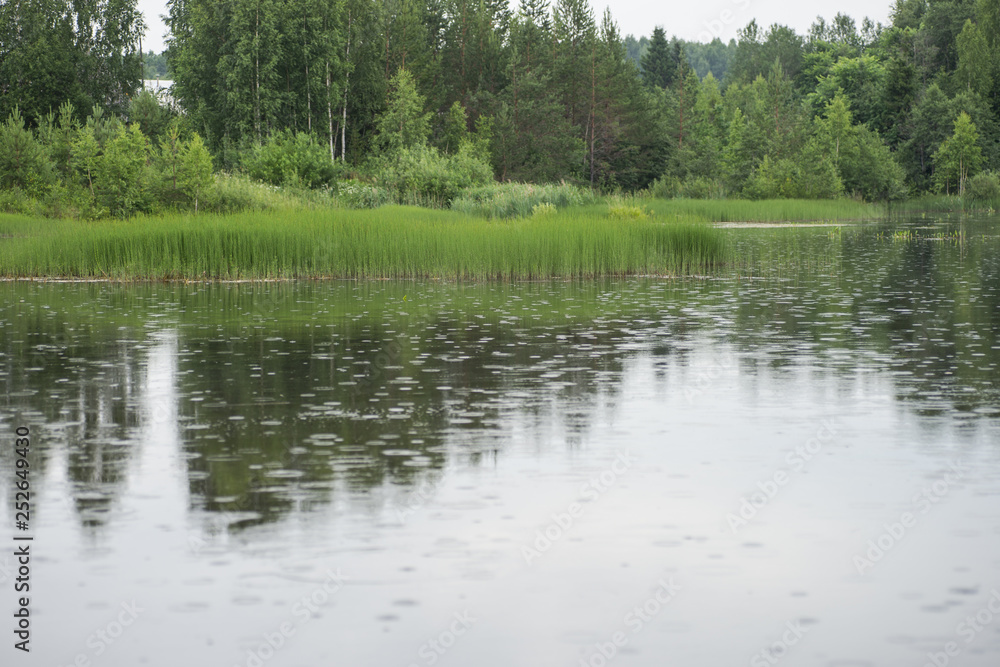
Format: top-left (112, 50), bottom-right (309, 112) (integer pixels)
top-left (0, 206), bottom-right (728, 280)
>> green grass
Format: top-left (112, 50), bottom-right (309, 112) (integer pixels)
top-left (887, 194), bottom-right (999, 215)
top-left (643, 198), bottom-right (885, 222)
top-left (0, 206), bottom-right (727, 280)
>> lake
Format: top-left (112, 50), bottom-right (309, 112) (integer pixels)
top-left (2, 213), bottom-right (999, 666)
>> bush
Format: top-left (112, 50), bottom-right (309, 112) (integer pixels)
top-left (202, 173), bottom-right (287, 213)
top-left (199, 173), bottom-right (336, 214)
top-left (372, 142), bottom-right (493, 206)
top-left (967, 171), bottom-right (1000, 203)
top-left (450, 182), bottom-right (596, 218)
top-left (531, 202), bottom-right (557, 217)
top-left (648, 175), bottom-right (727, 200)
top-left (244, 130), bottom-right (339, 188)
top-left (607, 194), bottom-right (651, 220)
top-left (336, 181), bottom-right (390, 209)
top-left (0, 188), bottom-right (36, 215)
top-left (742, 155), bottom-right (844, 201)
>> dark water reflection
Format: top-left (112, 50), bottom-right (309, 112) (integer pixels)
top-left (2, 214), bottom-right (1000, 666)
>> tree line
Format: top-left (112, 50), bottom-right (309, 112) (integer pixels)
top-left (2, 0), bottom-right (1000, 209)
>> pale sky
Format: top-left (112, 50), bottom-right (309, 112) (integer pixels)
top-left (138, 0), bottom-right (895, 55)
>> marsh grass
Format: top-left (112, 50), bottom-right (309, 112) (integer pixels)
top-left (0, 206), bottom-right (727, 280)
top-left (645, 198), bottom-right (885, 222)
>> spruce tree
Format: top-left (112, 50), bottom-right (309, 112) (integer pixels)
top-left (641, 27), bottom-right (674, 89)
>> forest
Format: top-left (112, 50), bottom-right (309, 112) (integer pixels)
top-left (1, 0), bottom-right (1000, 219)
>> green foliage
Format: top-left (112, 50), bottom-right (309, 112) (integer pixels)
top-left (178, 133), bottom-right (214, 212)
top-left (95, 124), bottom-right (151, 217)
top-left (532, 202), bottom-right (557, 217)
top-left (810, 56), bottom-right (886, 127)
top-left (439, 101), bottom-right (469, 154)
top-left (36, 102), bottom-right (78, 177)
top-left (157, 121), bottom-right (184, 196)
top-left (684, 177), bottom-right (727, 200)
top-left (336, 181), bottom-right (391, 209)
top-left (743, 156), bottom-right (835, 200)
top-left (955, 20), bottom-right (993, 98)
top-left (0, 109), bottom-right (55, 194)
top-left (726, 22), bottom-right (804, 87)
top-left (70, 125), bottom-right (101, 200)
top-left (0, 189), bottom-right (36, 216)
top-left (490, 71), bottom-right (585, 183)
top-left (244, 131), bottom-right (339, 188)
top-left (168, 0), bottom-right (345, 150)
top-left (129, 90), bottom-right (171, 143)
top-left (0, 0), bottom-right (144, 124)
top-left (641, 28), bottom-right (678, 89)
top-left (373, 143), bottom-right (493, 206)
top-left (141, 51), bottom-right (171, 79)
top-left (12, 0), bottom-right (1000, 213)
top-left (967, 171), bottom-right (1000, 202)
top-left (934, 112), bottom-right (984, 195)
top-left (86, 105), bottom-right (123, 148)
top-left (375, 68), bottom-right (431, 154)
top-left (450, 182), bottom-right (598, 218)
top-left (200, 173), bottom-right (317, 214)
top-left (812, 93), bottom-right (905, 201)
top-left (607, 195), bottom-right (651, 219)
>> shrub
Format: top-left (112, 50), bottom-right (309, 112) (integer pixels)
top-left (0, 188), bottom-right (36, 215)
top-left (743, 155), bottom-right (844, 201)
top-left (531, 202), bottom-right (557, 217)
top-left (648, 175), bottom-right (727, 200)
top-left (373, 142), bottom-right (493, 206)
top-left (202, 173), bottom-right (286, 213)
top-left (336, 181), bottom-right (390, 209)
top-left (967, 171), bottom-right (1000, 203)
top-left (450, 182), bottom-right (596, 218)
top-left (244, 130), bottom-right (339, 188)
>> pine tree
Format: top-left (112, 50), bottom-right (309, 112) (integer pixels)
top-left (552, 0), bottom-right (596, 136)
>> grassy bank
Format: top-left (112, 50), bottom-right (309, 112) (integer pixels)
top-left (644, 198), bottom-right (885, 222)
top-left (0, 206), bottom-right (727, 280)
top-left (886, 195), bottom-right (999, 215)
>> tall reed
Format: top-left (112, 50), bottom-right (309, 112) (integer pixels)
top-left (0, 207), bottom-right (727, 280)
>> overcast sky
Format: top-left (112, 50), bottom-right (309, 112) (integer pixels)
top-left (137, 0), bottom-right (894, 55)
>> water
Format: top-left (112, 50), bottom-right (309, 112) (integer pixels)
top-left (2, 215), bottom-right (1000, 666)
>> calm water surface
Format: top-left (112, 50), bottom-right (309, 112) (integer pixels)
top-left (2, 215), bottom-right (1000, 666)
